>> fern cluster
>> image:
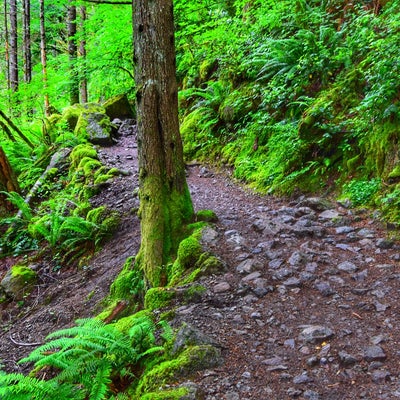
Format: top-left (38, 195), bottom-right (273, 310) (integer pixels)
top-left (0, 316), bottom-right (168, 400)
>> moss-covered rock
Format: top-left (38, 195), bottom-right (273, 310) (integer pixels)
top-left (103, 93), bottom-right (135, 120)
top-left (0, 265), bottom-right (37, 300)
top-left (136, 345), bottom-right (222, 396)
top-left (144, 287), bottom-right (176, 310)
top-left (69, 143), bottom-right (98, 170)
top-left (195, 209), bottom-right (218, 222)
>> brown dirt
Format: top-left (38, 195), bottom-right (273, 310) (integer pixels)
top-left (1, 127), bottom-right (400, 399)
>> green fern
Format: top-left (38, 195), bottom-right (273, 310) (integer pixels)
top-left (6, 316), bottom-right (168, 399)
top-left (0, 191), bottom-right (33, 221)
top-left (0, 372), bottom-right (81, 400)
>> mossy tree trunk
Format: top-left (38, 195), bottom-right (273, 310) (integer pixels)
top-left (0, 146), bottom-right (20, 216)
top-left (134, 0), bottom-right (194, 287)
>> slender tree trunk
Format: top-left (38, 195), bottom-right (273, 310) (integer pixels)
top-left (4, 1), bottom-right (10, 90)
top-left (39, 0), bottom-right (50, 116)
top-left (67, 2), bottom-right (79, 105)
top-left (22, 0), bottom-right (32, 83)
top-left (0, 146), bottom-right (20, 216)
top-left (79, 5), bottom-right (88, 103)
top-left (134, 0), bottom-right (194, 287)
top-left (9, 0), bottom-right (18, 92)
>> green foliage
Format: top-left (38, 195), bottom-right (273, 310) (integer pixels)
top-left (0, 316), bottom-right (166, 400)
top-left (342, 178), bottom-right (381, 207)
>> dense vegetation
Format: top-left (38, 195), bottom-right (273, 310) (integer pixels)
top-left (0, 0), bottom-right (399, 398)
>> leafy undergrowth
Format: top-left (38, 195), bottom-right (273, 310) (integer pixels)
top-left (177, 0), bottom-right (400, 221)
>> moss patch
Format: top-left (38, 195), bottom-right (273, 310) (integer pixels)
top-left (136, 345), bottom-right (221, 396)
top-left (144, 287), bottom-right (176, 310)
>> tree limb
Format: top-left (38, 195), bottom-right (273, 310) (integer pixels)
top-left (0, 110), bottom-right (34, 149)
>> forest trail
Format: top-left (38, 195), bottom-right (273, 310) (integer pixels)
top-left (2, 124), bottom-right (400, 399)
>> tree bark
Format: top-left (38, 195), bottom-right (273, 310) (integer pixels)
top-left (67, 2), bottom-right (79, 105)
top-left (0, 146), bottom-right (20, 216)
top-left (134, 0), bottom-right (194, 287)
top-left (22, 0), bottom-right (32, 83)
top-left (39, 0), bottom-right (50, 116)
top-left (79, 5), bottom-right (88, 103)
top-left (9, 0), bottom-right (18, 92)
top-left (4, 1), bottom-right (10, 90)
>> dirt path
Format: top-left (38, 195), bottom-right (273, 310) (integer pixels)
top-left (2, 125), bottom-right (400, 399)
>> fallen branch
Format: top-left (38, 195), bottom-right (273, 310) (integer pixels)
top-left (9, 334), bottom-right (42, 347)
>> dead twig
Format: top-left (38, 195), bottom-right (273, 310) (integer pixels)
top-left (9, 334), bottom-right (42, 347)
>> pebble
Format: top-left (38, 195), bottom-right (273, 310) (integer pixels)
top-left (337, 261), bottom-right (358, 273)
top-left (213, 282), bottom-right (231, 293)
top-left (364, 345), bottom-right (387, 362)
top-left (293, 372), bottom-right (313, 384)
top-left (299, 325), bottom-right (334, 344)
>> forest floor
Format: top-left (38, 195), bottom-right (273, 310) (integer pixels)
top-left (1, 124), bottom-right (400, 399)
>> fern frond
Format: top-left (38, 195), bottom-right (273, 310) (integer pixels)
top-left (0, 191), bottom-right (33, 221)
top-left (88, 361), bottom-right (112, 400)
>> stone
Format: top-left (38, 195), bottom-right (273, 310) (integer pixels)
top-left (283, 277), bottom-right (301, 288)
top-left (335, 226), bottom-right (355, 234)
top-left (364, 346), bottom-right (387, 362)
top-left (268, 258), bottom-right (284, 269)
top-left (357, 228), bottom-right (375, 238)
top-left (304, 390), bottom-right (321, 400)
top-left (236, 258), bottom-right (256, 274)
top-left (213, 282), bottom-right (231, 293)
top-left (172, 324), bottom-right (219, 355)
top-left (376, 238), bottom-right (394, 249)
top-left (103, 93), bottom-right (134, 120)
top-left (297, 197), bottom-right (335, 211)
top-left (314, 281), bottom-right (335, 296)
top-left (77, 110), bottom-right (113, 145)
top-left (201, 226), bottom-right (219, 244)
top-left (319, 209), bottom-right (340, 220)
top-left (337, 261), bottom-right (358, 273)
top-left (293, 372), bottom-right (313, 384)
top-left (178, 381), bottom-right (206, 400)
top-left (0, 265), bottom-right (38, 300)
top-left (371, 370), bottom-right (391, 383)
top-left (241, 271), bottom-right (261, 283)
top-left (338, 351), bottom-right (357, 366)
top-left (299, 325), bottom-right (334, 344)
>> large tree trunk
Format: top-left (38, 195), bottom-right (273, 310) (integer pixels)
top-left (22, 0), bottom-right (32, 83)
top-left (39, 0), bottom-right (50, 116)
top-left (9, 0), bottom-right (18, 92)
top-left (0, 146), bottom-right (20, 216)
top-left (4, 1), bottom-right (10, 90)
top-left (134, 0), bottom-right (194, 287)
top-left (67, 2), bottom-right (79, 105)
top-left (79, 6), bottom-right (88, 103)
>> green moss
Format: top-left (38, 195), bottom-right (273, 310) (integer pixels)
top-left (78, 157), bottom-right (103, 176)
top-left (140, 387), bottom-right (189, 400)
top-left (196, 209), bottom-right (218, 222)
top-left (86, 206), bottom-right (107, 224)
top-left (388, 165), bottom-right (400, 179)
top-left (113, 310), bottom-right (152, 334)
top-left (110, 256), bottom-right (144, 301)
top-left (11, 265), bottom-right (37, 281)
top-left (169, 232), bottom-right (202, 285)
top-left (136, 345), bottom-right (221, 396)
top-left (144, 287), bottom-right (176, 310)
top-left (69, 144), bottom-right (98, 169)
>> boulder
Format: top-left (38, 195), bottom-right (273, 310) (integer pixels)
top-left (0, 264), bottom-right (37, 300)
top-left (103, 94), bottom-right (135, 120)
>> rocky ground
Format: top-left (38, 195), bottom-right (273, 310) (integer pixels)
top-left (1, 123), bottom-right (400, 399)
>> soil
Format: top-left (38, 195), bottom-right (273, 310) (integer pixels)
top-left (1, 125), bottom-right (400, 399)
